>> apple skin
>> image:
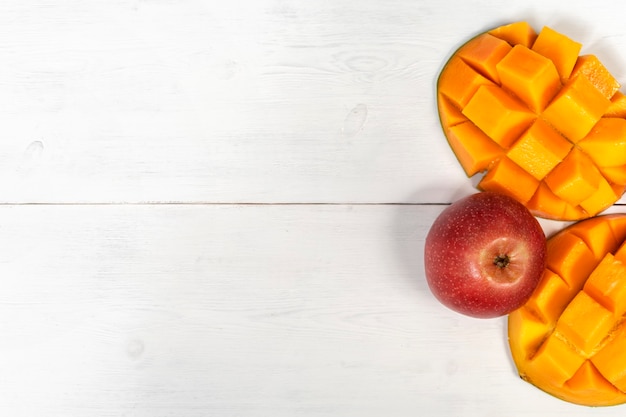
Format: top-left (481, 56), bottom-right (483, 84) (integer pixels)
top-left (424, 192), bottom-right (547, 318)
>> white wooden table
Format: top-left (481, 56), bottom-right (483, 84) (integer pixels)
top-left (2, 1), bottom-right (626, 415)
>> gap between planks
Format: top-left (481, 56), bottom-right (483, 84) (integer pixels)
top-left (0, 202), bottom-right (453, 206)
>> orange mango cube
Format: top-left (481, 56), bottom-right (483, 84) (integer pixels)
top-left (555, 291), bottom-right (615, 356)
top-left (565, 361), bottom-right (620, 398)
top-left (591, 324), bottom-right (626, 392)
top-left (488, 21), bottom-right (537, 48)
top-left (525, 269), bottom-right (573, 323)
top-left (545, 231), bottom-right (597, 291)
top-left (545, 148), bottom-right (602, 206)
top-left (532, 25), bottom-right (582, 80)
top-left (599, 165), bottom-right (626, 185)
top-left (579, 176), bottom-right (620, 216)
top-left (506, 119), bottom-right (571, 180)
top-left (605, 91), bottom-right (626, 118)
top-left (496, 44), bottom-right (562, 113)
top-left (437, 94), bottom-right (467, 128)
top-left (462, 84), bottom-right (536, 148)
top-left (508, 307), bottom-right (551, 360)
top-left (542, 75), bottom-right (611, 143)
top-left (438, 56), bottom-right (495, 108)
top-left (584, 252), bottom-right (626, 316)
top-left (457, 33), bottom-right (512, 84)
top-left (609, 216), bottom-right (626, 246)
top-left (477, 156), bottom-right (539, 203)
top-left (577, 117), bottom-right (626, 167)
top-left (526, 182), bottom-right (586, 220)
top-left (615, 239), bottom-right (626, 263)
top-left (572, 55), bottom-right (621, 100)
top-left (445, 121), bottom-right (504, 176)
top-left (529, 332), bottom-right (586, 386)
top-left (570, 217), bottom-right (620, 260)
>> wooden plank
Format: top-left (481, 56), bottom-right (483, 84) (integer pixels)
top-left (0, 203), bottom-right (598, 416)
top-left (0, 1), bottom-right (623, 204)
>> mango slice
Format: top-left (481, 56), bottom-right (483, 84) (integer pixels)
top-left (437, 22), bottom-right (626, 220)
top-left (508, 214), bottom-right (626, 406)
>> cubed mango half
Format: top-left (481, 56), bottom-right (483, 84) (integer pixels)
top-left (437, 22), bottom-right (626, 221)
top-left (509, 215), bottom-right (626, 406)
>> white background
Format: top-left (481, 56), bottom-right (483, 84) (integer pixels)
top-left (2, 0), bottom-right (626, 415)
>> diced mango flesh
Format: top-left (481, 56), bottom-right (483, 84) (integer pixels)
top-left (606, 91), bottom-right (626, 118)
top-left (591, 324), bottom-right (626, 393)
top-left (599, 165), bottom-right (626, 185)
top-left (438, 56), bottom-right (495, 108)
top-left (531, 26), bottom-right (582, 80)
top-left (488, 21), bottom-right (537, 48)
top-left (477, 156), bottom-right (539, 203)
top-left (437, 94), bottom-right (469, 128)
top-left (577, 118), bottom-right (626, 167)
top-left (506, 119), bottom-right (571, 180)
top-left (572, 55), bottom-right (621, 100)
top-left (509, 215), bottom-right (626, 406)
top-left (527, 332), bottom-right (586, 387)
top-left (615, 239), bottom-right (626, 263)
top-left (526, 182), bottom-right (586, 220)
top-left (545, 230), bottom-right (597, 291)
top-left (542, 75), bottom-right (611, 143)
top-left (457, 33), bottom-right (512, 84)
top-left (565, 361), bottom-right (621, 400)
top-left (579, 176), bottom-right (620, 216)
top-left (544, 148), bottom-right (602, 206)
top-left (462, 85), bottom-right (536, 148)
top-left (496, 44), bottom-right (561, 113)
top-left (555, 291), bottom-right (614, 356)
top-left (524, 269), bottom-right (572, 323)
top-left (584, 253), bottom-right (626, 315)
top-left (445, 121), bottom-right (504, 176)
top-left (570, 216), bottom-right (620, 259)
top-left (508, 306), bottom-right (550, 361)
top-left (437, 22), bottom-right (626, 221)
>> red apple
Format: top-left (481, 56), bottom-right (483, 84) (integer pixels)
top-left (424, 191), bottom-right (547, 318)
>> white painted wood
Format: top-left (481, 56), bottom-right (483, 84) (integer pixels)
top-left (2, 1), bottom-right (626, 416)
top-left (0, 204), bottom-right (618, 417)
top-left (0, 0), bottom-right (624, 203)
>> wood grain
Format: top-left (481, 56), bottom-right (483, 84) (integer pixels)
top-left (0, 204), bottom-right (593, 416)
top-left (0, 204), bottom-right (618, 416)
top-left (1, 1), bottom-right (624, 204)
top-left (2, 1), bottom-right (626, 416)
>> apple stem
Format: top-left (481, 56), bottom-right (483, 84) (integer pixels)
top-left (494, 254), bottom-right (510, 269)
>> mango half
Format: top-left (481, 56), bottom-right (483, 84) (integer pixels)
top-left (509, 214), bottom-right (626, 406)
top-left (437, 22), bottom-right (626, 221)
